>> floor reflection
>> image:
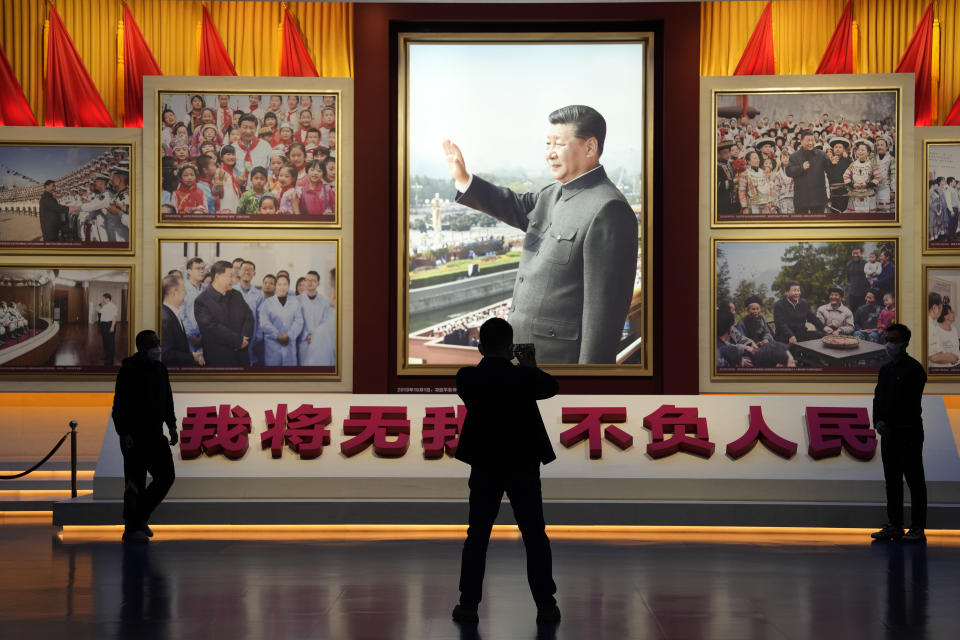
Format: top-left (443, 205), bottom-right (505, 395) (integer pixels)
top-left (0, 525), bottom-right (957, 639)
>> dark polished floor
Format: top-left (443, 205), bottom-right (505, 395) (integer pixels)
top-left (52, 322), bottom-right (128, 367)
top-left (1, 523), bottom-right (958, 640)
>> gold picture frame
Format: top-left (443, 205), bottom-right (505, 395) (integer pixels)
top-left (702, 74), bottom-right (911, 229)
top-left (155, 236), bottom-right (342, 381)
top-left (920, 131), bottom-right (960, 254)
top-left (396, 30), bottom-right (655, 377)
top-left (710, 236), bottom-right (901, 382)
top-left (0, 127), bottom-right (137, 255)
top-left (0, 263), bottom-right (135, 377)
top-left (923, 265), bottom-right (960, 380)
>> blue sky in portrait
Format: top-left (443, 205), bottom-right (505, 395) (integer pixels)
top-left (409, 42), bottom-right (646, 179)
top-left (0, 145), bottom-right (105, 187)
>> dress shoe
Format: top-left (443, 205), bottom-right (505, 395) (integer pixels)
top-left (902, 528), bottom-right (926, 543)
top-left (452, 604), bottom-right (479, 623)
top-left (870, 523), bottom-right (904, 541)
top-left (122, 526), bottom-right (149, 543)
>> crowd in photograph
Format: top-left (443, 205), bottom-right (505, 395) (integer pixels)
top-left (424, 301), bottom-right (511, 345)
top-left (716, 113), bottom-right (896, 215)
top-left (0, 148), bottom-right (130, 243)
top-left (717, 248), bottom-right (897, 368)
top-left (928, 292), bottom-right (960, 368)
top-left (927, 176), bottom-right (960, 242)
top-left (161, 256), bottom-right (336, 368)
top-left (0, 301), bottom-right (31, 348)
top-left (160, 94), bottom-right (336, 215)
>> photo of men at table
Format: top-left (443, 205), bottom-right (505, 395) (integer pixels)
top-left (716, 241), bottom-right (896, 372)
top-left (158, 92), bottom-right (336, 220)
top-left (159, 241), bottom-right (336, 372)
top-left (715, 91), bottom-right (897, 221)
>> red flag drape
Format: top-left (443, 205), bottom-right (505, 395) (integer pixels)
top-left (945, 93), bottom-right (960, 126)
top-left (733, 2), bottom-right (775, 75)
top-left (816, 0), bottom-right (854, 74)
top-left (198, 6), bottom-right (237, 76)
top-left (895, 3), bottom-right (935, 126)
top-left (0, 42), bottom-right (37, 125)
top-left (280, 7), bottom-right (319, 77)
top-left (45, 5), bottom-right (113, 127)
top-left (121, 5), bottom-right (162, 128)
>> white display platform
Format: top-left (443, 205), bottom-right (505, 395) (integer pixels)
top-left (54, 394), bottom-right (960, 527)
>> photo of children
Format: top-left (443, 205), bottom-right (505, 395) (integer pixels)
top-left (158, 93), bottom-right (337, 224)
top-left (715, 240), bottom-right (897, 377)
top-left (0, 145), bottom-right (132, 250)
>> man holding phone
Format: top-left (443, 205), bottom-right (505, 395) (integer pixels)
top-left (452, 318), bottom-right (561, 625)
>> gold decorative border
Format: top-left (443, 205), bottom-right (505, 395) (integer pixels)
top-left (921, 136), bottom-right (960, 255)
top-left (0, 128), bottom-right (138, 256)
top-left (709, 84), bottom-right (903, 229)
top-left (922, 264), bottom-right (960, 380)
top-left (0, 262), bottom-right (135, 378)
top-left (710, 236), bottom-right (901, 381)
top-left (395, 31), bottom-right (655, 377)
top-left (155, 236), bottom-right (341, 381)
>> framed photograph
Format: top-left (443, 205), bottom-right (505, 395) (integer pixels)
top-left (923, 266), bottom-right (960, 378)
top-left (703, 75), bottom-right (908, 227)
top-left (922, 133), bottom-right (960, 253)
top-left (396, 31), bottom-right (654, 376)
top-left (712, 238), bottom-right (899, 380)
top-left (157, 238), bottom-right (340, 379)
top-left (0, 265), bottom-right (133, 375)
top-left (144, 77), bottom-right (352, 228)
top-left (0, 127), bottom-right (136, 254)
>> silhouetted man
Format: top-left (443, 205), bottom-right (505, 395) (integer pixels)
top-left (871, 323), bottom-right (928, 543)
top-left (112, 330), bottom-right (178, 543)
top-left (452, 318), bottom-right (561, 626)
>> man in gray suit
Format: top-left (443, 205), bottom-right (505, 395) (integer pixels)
top-left (442, 105), bottom-right (638, 364)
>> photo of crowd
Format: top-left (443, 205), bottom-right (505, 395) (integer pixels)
top-left (0, 145), bottom-right (132, 250)
top-left (715, 91), bottom-right (898, 224)
top-left (715, 240), bottom-right (897, 376)
top-left (158, 240), bottom-right (337, 374)
top-left (926, 142), bottom-right (960, 250)
top-left (926, 268), bottom-right (960, 375)
top-left (158, 92), bottom-right (337, 223)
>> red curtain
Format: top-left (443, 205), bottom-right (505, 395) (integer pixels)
top-left (198, 6), bottom-right (237, 76)
top-left (280, 7), bottom-right (319, 77)
top-left (44, 5), bottom-right (113, 127)
top-left (733, 2), bottom-right (775, 75)
top-left (0, 41), bottom-right (37, 125)
top-left (816, 0), bottom-right (854, 74)
top-left (121, 5), bottom-right (162, 128)
top-left (945, 93), bottom-right (960, 126)
top-left (895, 3), bottom-right (935, 126)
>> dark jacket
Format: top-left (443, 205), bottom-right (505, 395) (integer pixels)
top-left (873, 354), bottom-right (926, 429)
top-left (785, 148), bottom-right (829, 209)
top-left (854, 302), bottom-right (881, 331)
top-left (772, 296), bottom-right (823, 342)
top-left (455, 357), bottom-right (559, 469)
top-left (194, 286), bottom-right (254, 366)
top-left (845, 259), bottom-right (869, 297)
top-left (111, 352), bottom-right (176, 440)
top-left (735, 315), bottom-right (774, 344)
top-left (160, 304), bottom-right (194, 366)
top-left (38, 190), bottom-right (69, 241)
top-left (877, 261), bottom-right (896, 297)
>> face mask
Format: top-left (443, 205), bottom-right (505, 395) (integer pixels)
top-left (147, 346), bottom-right (162, 362)
top-left (884, 342), bottom-right (903, 359)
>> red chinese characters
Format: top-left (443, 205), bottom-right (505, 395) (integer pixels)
top-left (805, 407), bottom-right (877, 460)
top-left (341, 406), bottom-right (411, 458)
top-left (422, 405), bottom-right (465, 459)
top-left (261, 404), bottom-right (332, 459)
top-left (643, 405), bottom-right (715, 459)
top-left (179, 404), bottom-right (252, 460)
top-left (560, 408), bottom-right (632, 459)
top-left (726, 406), bottom-right (798, 459)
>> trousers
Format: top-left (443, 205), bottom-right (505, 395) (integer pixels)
top-left (100, 321), bottom-right (116, 365)
top-left (459, 466), bottom-right (557, 608)
top-left (880, 429), bottom-right (926, 530)
top-left (122, 435), bottom-right (175, 526)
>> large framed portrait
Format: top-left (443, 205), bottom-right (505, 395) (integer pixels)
top-left (144, 77), bottom-right (352, 228)
top-left (0, 127), bottom-right (136, 254)
top-left (702, 75), bottom-right (910, 227)
top-left (157, 238), bottom-right (340, 379)
top-left (921, 132), bottom-right (960, 253)
top-left (924, 266), bottom-right (960, 378)
top-left (396, 31), bottom-right (654, 376)
top-left (712, 238), bottom-right (899, 380)
top-left (0, 265), bottom-right (133, 375)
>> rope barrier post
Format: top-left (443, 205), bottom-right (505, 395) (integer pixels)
top-left (70, 420), bottom-right (78, 498)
